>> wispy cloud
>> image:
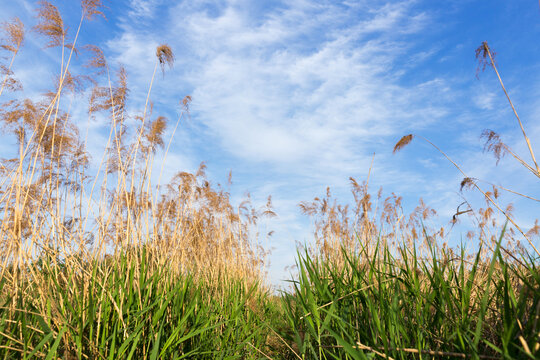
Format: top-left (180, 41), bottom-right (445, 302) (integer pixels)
top-left (127, 0), bottom-right (164, 19)
top-left (169, 1), bottom-right (444, 169)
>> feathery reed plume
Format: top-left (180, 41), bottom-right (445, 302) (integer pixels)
top-left (89, 65), bottom-right (128, 118)
top-left (526, 219), bottom-right (539, 238)
top-left (81, 0), bottom-right (105, 20)
top-left (481, 130), bottom-right (506, 164)
top-left (393, 134), bottom-right (413, 153)
top-left (143, 115), bottom-right (167, 153)
top-left (182, 94), bottom-right (192, 112)
top-left (262, 195), bottom-right (277, 218)
top-left (481, 130), bottom-right (539, 178)
top-left (475, 41), bottom-right (496, 77)
top-left (0, 67), bottom-right (22, 93)
top-left (0, 17), bottom-right (24, 54)
top-left (0, 18), bottom-right (25, 95)
top-left (156, 44), bottom-right (174, 74)
top-left (83, 44), bottom-right (107, 74)
top-left (33, 1), bottom-right (66, 48)
top-left (460, 177), bottom-right (476, 191)
top-left (56, 70), bottom-right (90, 94)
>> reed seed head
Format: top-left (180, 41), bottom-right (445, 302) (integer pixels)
top-left (475, 41), bottom-right (496, 77)
top-left (0, 66), bottom-right (22, 92)
top-left (83, 45), bottom-right (107, 74)
top-left (0, 17), bottom-right (25, 54)
top-left (460, 177), bottom-right (475, 191)
top-left (181, 95), bottom-right (192, 112)
top-left (526, 219), bottom-right (539, 238)
top-left (156, 44), bottom-right (174, 74)
top-left (481, 129), bottom-right (506, 164)
top-left (81, 0), bottom-right (106, 20)
top-left (144, 116), bottom-right (167, 152)
top-left (393, 134), bottom-right (414, 153)
top-left (33, 1), bottom-right (66, 48)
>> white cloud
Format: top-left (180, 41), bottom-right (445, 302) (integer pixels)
top-left (128, 0), bottom-right (163, 19)
top-left (159, 1), bottom-right (446, 172)
top-left (473, 90), bottom-right (496, 110)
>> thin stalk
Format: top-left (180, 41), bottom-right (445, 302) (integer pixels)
top-left (418, 135), bottom-right (540, 257)
top-left (0, 48), bottom-right (20, 97)
top-left (483, 42), bottom-right (539, 175)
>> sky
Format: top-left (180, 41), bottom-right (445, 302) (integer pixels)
top-left (1, 0), bottom-right (539, 285)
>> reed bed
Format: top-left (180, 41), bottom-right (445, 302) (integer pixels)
top-left (0, 1), bottom-right (538, 359)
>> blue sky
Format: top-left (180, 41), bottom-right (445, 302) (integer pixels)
top-left (2, 0), bottom-right (539, 284)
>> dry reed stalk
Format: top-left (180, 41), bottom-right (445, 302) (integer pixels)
top-left (476, 42), bottom-right (539, 176)
top-left (355, 343), bottom-right (500, 359)
top-left (0, 17), bottom-right (24, 96)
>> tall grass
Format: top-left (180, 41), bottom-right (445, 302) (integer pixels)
top-left (0, 1), bottom-right (538, 359)
top-left (0, 247), bottom-right (278, 358)
top-left (0, 1), bottom-right (276, 358)
top-left (282, 233), bottom-right (539, 359)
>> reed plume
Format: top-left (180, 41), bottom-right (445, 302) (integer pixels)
top-left (33, 1), bottom-right (66, 49)
top-left (156, 44), bottom-right (174, 74)
top-left (0, 17), bottom-right (24, 95)
top-left (392, 134), bottom-right (413, 153)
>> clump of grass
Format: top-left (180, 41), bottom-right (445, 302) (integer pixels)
top-left (286, 153), bottom-right (539, 358)
top-left (0, 246), bottom-right (278, 358)
top-left (282, 233), bottom-right (539, 359)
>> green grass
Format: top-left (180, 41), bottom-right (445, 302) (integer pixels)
top-left (0, 246), bottom-right (280, 359)
top-left (1, 231), bottom-right (538, 359)
top-left (282, 231), bottom-right (540, 359)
